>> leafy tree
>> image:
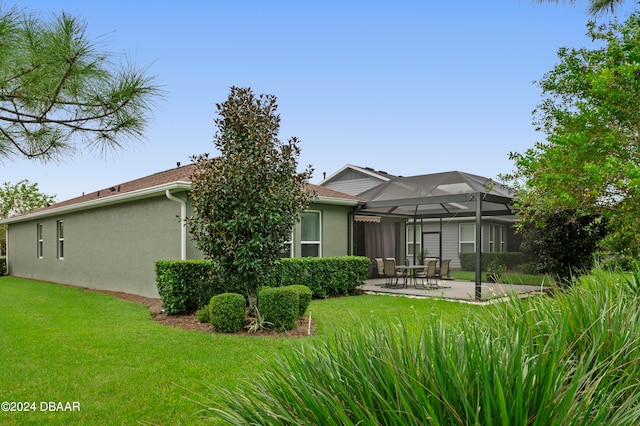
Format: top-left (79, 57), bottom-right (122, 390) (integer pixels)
top-left (189, 87), bottom-right (313, 312)
top-left (503, 13), bottom-right (640, 259)
top-left (519, 211), bottom-right (607, 284)
top-left (0, 7), bottom-right (161, 162)
top-left (534, 0), bottom-right (627, 16)
top-left (0, 180), bottom-right (55, 254)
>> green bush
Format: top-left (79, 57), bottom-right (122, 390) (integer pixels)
top-left (459, 252), bottom-right (524, 272)
top-left (155, 260), bottom-right (216, 315)
top-left (513, 262), bottom-right (541, 275)
top-left (258, 287), bottom-right (298, 331)
top-left (285, 285), bottom-right (312, 317)
top-left (209, 293), bottom-right (246, 333)
top-left (195, 305), bottom-right (210, 323)
top-left (266, 256), bottom-right (369, 298)
top-left (601, 254), bottom-right (638, 272)
top-left (0, 256), bottom-right (5, 275)
top-left (154, 260), bottom-right (246, 315)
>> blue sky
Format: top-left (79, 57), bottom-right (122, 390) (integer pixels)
top-left (3, 1), bottom-right (638, 202)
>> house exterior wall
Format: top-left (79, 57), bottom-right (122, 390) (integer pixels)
top-left (6, 192), bottom-right (355, 297)
top-left (292, 201), bottom-right (353, 257)
top-left (419, 220), bottom-right (463, 268)
top-left (6, 192), bottom-right (188, 298)
top-left (408, 218), bottom-right (517, 269)
top-left (323, 177), bottom-right (384, 196)
top-left (322, 169), bottom-right (388, 196)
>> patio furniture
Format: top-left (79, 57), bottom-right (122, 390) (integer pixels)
top-left (383, 258), bottom-right (402, 288)
top-left (374, 258), bottom-right (385, 278)
top-left (416, 259), bottom-right (438, 289)
top-left (396, 264), bottom-right (426, 288)
top-left (436, 259), bottom-right (451, 286)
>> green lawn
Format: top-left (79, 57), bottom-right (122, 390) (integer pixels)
top-left (0, 276), bottom-right (483, 425)
top-left (452, 270), bottom-right (555, 286)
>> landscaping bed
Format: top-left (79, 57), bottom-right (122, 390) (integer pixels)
top-left (85, 288), bottom-right (316, 338)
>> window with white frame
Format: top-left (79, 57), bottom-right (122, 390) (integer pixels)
top-left (280, 232), bottom-right (293, 258)
top-left (406, 223), bottom-right (422, 259)
top-left (37, 223), bottom-right (43, 258)
top-left (301, 211), bottom-right (321, 257)
top-left (489, 224), bottom-right (505, 252)
top-left (459, 223), bottom-right (476, 253)
top-left (57, 220), bottom-right (64, 259)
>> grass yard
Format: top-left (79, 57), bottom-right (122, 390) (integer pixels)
top-left (0, 276), bottom-right (483, 425)
top-left (452, 269), bottom-right (554, 286)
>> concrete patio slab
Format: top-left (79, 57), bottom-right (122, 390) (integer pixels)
top-left (361, 278), bottom-right (548, 304)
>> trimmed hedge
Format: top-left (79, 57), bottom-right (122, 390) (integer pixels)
top-left (266, 256), bottom-right (369, 298)
top-left (0, 256), bottom-right (5, 275)
top-left (156, 256), bottom-right (369, 315)
top-left (209, 293), bottom-right (246, 333)
top-left (259, 287), bottom-right (299, 331)
top-left (459, 252), bottom-right (525, 272)
top-left (155, 260), bottom-right (217, 315)
top-left (286, 285), bottom-right (312, 316)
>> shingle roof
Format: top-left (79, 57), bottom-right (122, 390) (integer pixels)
top-left (6, 163), bottom-right (362, 222)
top-left (42, 163), bottom-right (196, 211)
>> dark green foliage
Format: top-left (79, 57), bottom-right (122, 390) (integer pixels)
top-left (258, 287), bottom-right (298, 331)
top-left (155, 260), bottom-right (218, 315)
top-left (196, 306), bottom-right (210, 323)
top-left (285, 285), bottom-right (312, 317)
top-left (267, 256), bottom-right (369, 298)
top-left (188, 87), bottom-right (313, 312)
top-left (601, 254), bottom-right (638, 272)
top-left (0, 256), bottom-right (5, 275)
top-left (209, 293), bottom-right (246, 333)
top-left (520, 212), bottom-right (607, 284)
top-left (459, 252), bottom-right (525, 272)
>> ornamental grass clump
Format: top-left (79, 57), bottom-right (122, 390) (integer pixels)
top-left (208, 268), bottom-right (640, 425)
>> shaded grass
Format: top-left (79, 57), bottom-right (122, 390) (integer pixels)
top-left (0, 276), bottom-right (483, 425)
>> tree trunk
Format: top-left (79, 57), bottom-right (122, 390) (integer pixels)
top-left (247, 288), bottom-right (258, 316)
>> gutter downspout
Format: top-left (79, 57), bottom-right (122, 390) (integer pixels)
top-left (165, 190), bottom-right (187, 260)
top-left (4, 226), bottom-right (8, 275)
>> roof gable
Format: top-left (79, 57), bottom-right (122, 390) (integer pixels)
top-left (319, 164), bottom-right (395, 185)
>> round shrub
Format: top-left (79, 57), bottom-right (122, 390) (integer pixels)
top-left (209, 293), bottom-right (246, 333)
top-left (258, 287), bottom-right (298, 331)
top-left (286, 285), bottom-right (312, 317)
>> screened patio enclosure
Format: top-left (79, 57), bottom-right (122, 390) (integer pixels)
top-left (354, 171), bottom-right (516, 300)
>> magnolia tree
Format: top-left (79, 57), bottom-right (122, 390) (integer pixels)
top-left (0, 8), bottom-right (160, 162)
top-left (503, 13), bottom-right (640, 264)
top-left (189, 87), bottom-right (313, 312)
top-left (0, 180), bottom-right (55, 254)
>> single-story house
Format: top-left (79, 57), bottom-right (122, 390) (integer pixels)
top-left (2, 162), bottom-right (517, 298)
top-left (1, 164), bottom-right (361, 297)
